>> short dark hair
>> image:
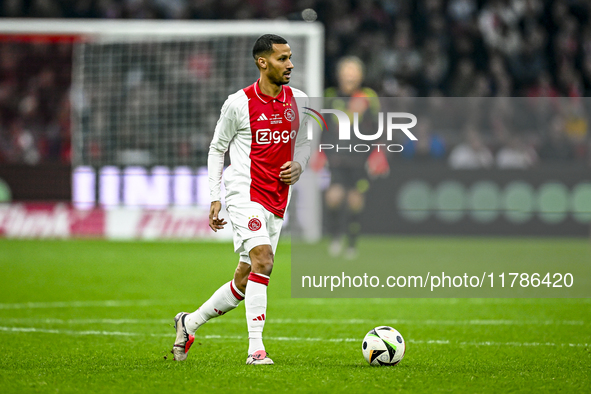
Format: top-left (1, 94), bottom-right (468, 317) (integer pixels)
top-left (252, 34), bottom-right (288, 60)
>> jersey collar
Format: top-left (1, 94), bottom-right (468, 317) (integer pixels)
top-left (254, 79), bottom-right (286, 104)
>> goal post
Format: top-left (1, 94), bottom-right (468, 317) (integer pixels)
top-left (0, 19), bottom-right (324, 241)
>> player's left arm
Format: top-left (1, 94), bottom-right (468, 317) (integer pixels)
top-left (280, 91), bottom-right (311, 185)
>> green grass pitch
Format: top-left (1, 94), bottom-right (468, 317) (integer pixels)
top-left (0, 238), bottom-right (589, 393)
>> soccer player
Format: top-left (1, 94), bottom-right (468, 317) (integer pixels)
top-left (317, 56), bottom-right (384, 259)
top-left (171, 34), bottom-right (310, 365)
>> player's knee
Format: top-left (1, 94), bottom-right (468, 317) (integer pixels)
top-left (326, 184), bottom-right (345, 208)
top-left (348, 190), bottom-right (364, 212)
top-left (249, 245), bottom-right (274, 276)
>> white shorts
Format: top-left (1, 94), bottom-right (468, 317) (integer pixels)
top-left (226, 201), bottom-right (284, 265)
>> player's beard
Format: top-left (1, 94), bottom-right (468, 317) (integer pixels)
top-left (266, 63), bottom-right (291, 85)
top-left (277, 74), bottom-right (290, 85)
top-left (275, 69), bottom-right (291, 85)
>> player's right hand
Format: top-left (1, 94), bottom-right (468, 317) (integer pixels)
top-left (209, 201), bottom-right (227, 232)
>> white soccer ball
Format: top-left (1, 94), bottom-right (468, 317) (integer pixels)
top-left (362, 326), bottom-right (406, 366)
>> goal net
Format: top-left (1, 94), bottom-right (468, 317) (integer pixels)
top-left (69, 21), bottom-right (323, 169)
top-left (0, 20), bottom-right (324, 241)
top-left (0, 21), bottom-right (322, 184)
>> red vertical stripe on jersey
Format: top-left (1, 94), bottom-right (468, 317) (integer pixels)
top-left (243, 82), bottom-right (300, 218)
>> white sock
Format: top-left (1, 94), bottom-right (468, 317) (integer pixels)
top-left (245, 272), bottom-right (269, 354)
top-left (185, 280), bottom-right (244, 335)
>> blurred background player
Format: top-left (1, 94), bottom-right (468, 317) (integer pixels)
top-left (314, 56), bottom-right (386, 259)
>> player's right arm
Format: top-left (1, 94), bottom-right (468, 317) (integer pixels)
top-left (208, 94), bottom-right (241, 231)
top-left (209, 201), bottom-right (226, 232)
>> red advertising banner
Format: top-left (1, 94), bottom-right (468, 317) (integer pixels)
top-left (0, 204), bottom-right (233, 240)
top-left (0, 204), bottom-right (104, 238)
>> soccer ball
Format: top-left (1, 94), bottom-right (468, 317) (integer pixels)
top-left (362, 326), bottom-right (406, 366)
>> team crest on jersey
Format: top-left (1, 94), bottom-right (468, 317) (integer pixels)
top-left (248, 216), bottom-right (262, 231)
top-left (284, 108), bottom-right (296, 122)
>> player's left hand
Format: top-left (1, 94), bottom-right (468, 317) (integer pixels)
top-left (279, 161), bottom-right (302, 185)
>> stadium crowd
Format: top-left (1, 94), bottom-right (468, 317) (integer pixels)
top-left (0, 0), bottom-right (590, 166)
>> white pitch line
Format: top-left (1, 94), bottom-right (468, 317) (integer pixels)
top-left (285, 298), bottom-right (591, 305)
top-left (0, 318), bottom-right (173, 325)
top-left (1, 298), bottom-right (589, 310)
top-left (0, 326), bottom-right (234, 339)
top-left (235, 318), bottom-right (587, 326)
top-left (0, 326), bottom-right (141, 337)
top-left (0, 317), bottom-right (585, 326)
top-left (0, 326), bottom-right (588, 348)
top-left (0, 300), bottom-right (168, 310)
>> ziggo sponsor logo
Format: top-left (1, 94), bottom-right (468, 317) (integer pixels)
top-left (255, 128), bottom-right (297, 144)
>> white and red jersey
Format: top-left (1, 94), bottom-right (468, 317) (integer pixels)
top-left (208, 80), bottom-right (310, 218)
